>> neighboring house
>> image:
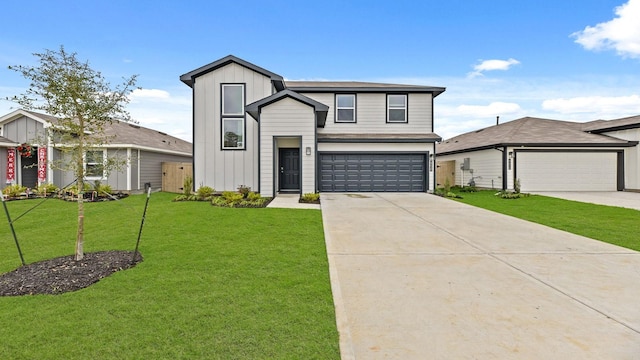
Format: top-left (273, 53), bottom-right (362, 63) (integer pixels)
top-left (436, 116), bottom-right (640, 192)
top-left (0, 109), bottom-right (192, 192)
top-left (180, 55), bottom-right (445, 196)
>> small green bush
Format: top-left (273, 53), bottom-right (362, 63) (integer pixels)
top-left (66, 183), bottom-right (92, 196)
top-left (2, 184), bottom-right (27, 197)
top-left (459, 186), bottom-right (477, 193)
top-left (301, 193), bottom-right (320, 202)
top-left (443, 178), bottom-right (451, 194)
top-left (446, 191), bottom-right (463, 199)
top-left (495, 190), bottom-right (529, 199)
top-left (246, 191), bottom-right (261, 201)
top-left (211, 190), bottom-right (269, 208)
top-left (182, 176), bottom-right (193, 196)
top-left (36, 183), bottom-right (58, 196)
top-left (196, 186), bottom-right (215, 200)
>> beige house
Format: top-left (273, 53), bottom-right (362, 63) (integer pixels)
top-left (436, 116), bottom-right (640, 192)
top-left (180, 55), bottom-right (445, 196)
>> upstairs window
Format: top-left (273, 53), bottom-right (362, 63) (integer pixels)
top-left (222, 118), bottom-right (244, 149)
top-left (336, 94), bottom-right (356, 123)
top-left (85, 150), bottom-right (105, 179)
top-left (387, 94), bottom-right (407, 123)
top-left (222, 84), bottom-right (245, 116)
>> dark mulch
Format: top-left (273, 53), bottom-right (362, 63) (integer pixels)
top-left (0, 250), bottom-right (142, 296)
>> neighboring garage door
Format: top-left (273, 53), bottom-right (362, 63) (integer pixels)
top-left (516, 151), bottom-right (618, 192)
top-left (319, 153), bottom-right (426, 192)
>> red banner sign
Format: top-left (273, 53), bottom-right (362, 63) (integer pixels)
top-left (38, 147), bottom-right (47, 182)
top-left (6, 148), bottom-right (15, 183)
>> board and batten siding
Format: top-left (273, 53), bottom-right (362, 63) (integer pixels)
top-left (300, 93), bottom-right (433, 134)
top-left (2, 116), bottom-right (46, 144)
top-left (193, 62), bottom-right (273, 192)
top-left (437, 149), bottom-right (503, 189)
top-left (260, 97), bottom-right (316, 197)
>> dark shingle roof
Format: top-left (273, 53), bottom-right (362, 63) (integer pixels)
top-left (582, 115), bottom-right (640, 133)
top-left (286, 81), bottom-right (446, 97)
top-left (437, 117), bottom-right (636, 155)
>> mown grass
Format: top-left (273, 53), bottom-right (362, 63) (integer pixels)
top-left (452, 190), bottom-right (640, 251)
top-left (0, 192), bottom-right (339, 359)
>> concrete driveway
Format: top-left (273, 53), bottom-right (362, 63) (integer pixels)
top-left (320, 193), bottom-right (640, 359)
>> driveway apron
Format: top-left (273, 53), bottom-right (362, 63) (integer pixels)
top-left (321, 192), bottom-right (640, 359)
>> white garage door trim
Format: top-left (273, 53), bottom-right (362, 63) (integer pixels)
top-left (515, 151), bottom-right (620, 192)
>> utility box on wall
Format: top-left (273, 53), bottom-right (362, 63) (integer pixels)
top-left (461, 157), bottom-right (471, 170)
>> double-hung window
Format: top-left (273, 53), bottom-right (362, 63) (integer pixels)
top-left (221, 84), bottom-right (245, 150)
top-left (85, 150), bottom-right (105, 179)
top-left (335, 94), bottom-right (356, 123)
top-left (387, 94), bottom-right (408, 123)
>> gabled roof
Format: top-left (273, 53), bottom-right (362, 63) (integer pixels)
top-left (180, 55), bottom-right (286, 90)
top-left (286, 81), bottom-right (446, 97)
top-left (582, 115), bottom-right (640, 133)
top-left (437, 117), bottom-right (637, 155)
top-left (1, 109), bottom-right (192, 155)
top-left (245, 89), bottom-right (329, 128)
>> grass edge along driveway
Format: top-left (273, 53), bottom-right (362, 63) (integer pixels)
top-left (452, 190), bottom-right (640, 252)
top-left (0, 192), bottom-right (340, 359)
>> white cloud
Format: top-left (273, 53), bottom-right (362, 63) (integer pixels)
top-left (129, 88), bottom-right (171, 101)
top-left (572, 0), bottom-right (640, 58)
top-left (468, 58), bottom-right (520, 78)
top-left (542, 94), bottom-right (640, 116)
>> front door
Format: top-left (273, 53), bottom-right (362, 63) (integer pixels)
top-left (279, 148), bottom-right (300, 192)
top-left (20, 150), bottom-right (39, 189)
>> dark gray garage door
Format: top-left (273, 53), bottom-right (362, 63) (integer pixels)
top-left (319, 153), bottom-right (426, 192)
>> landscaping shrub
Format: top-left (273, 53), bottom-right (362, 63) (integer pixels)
top-left (2, 184), bottom-right (27, 198)
top-left (301, 193), bottom-right (320, 203)
top-left (237, 185), bottom-right (251, 198)
top-left (36, 183), bottom-right (58, 197)
top-left (196, 185), bottom-right (215, 201)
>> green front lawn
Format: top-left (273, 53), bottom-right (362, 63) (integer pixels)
top-left (452, 190), bottom-right (640, 251)
top-left (0, 192), bottom-right (339, 359)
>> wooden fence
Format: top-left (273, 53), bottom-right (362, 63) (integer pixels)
top-left (162, 162), bottom-right (193, 193)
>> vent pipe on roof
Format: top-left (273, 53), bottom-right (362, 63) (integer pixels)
top-left (496, 116), bottom-right (500, 125)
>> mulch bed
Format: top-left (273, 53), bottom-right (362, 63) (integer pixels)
top-left (0, 250), bottom-right (142, 296)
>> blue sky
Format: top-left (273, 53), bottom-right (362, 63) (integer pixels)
top-left (1, 0), bottom-right (640, 141)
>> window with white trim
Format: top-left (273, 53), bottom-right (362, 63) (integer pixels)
top-left (336, 94), bottom-right (356, 122)
top-left (85, 150), bottom-right (105, 179)
top-left (222, 84), bottom-right (244, 116)
top-left (387, 94), bottom-right (407, 123)
top-left (222, 118), bottom-right (244, 149)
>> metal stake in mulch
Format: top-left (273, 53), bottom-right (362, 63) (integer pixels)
top-left (132, 187), bottom-right (151, 263)
top-left (0, 191), bottom-right (25, 266)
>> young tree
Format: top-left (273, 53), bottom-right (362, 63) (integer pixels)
top-left (8, 46), bottom-right (137, 260)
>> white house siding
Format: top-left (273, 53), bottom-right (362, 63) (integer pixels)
top-left (437, 149), bottom-right (503, 189)
top-left (300, 93), bottom-right (433, 135)
top-left (193, 62), bottom-right (273, 192)
top-left (1, 115), bottom-right (46, 144)
top-left (599, 128), bottom-right (640, 190)
top-left (260, 97), bottom-right (316, 197)
top-left (318, 142), bottom-right (436, 191)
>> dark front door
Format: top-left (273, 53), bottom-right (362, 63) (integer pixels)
top-left (279, 148), bottom-right (300, 192)
top-left (21, 150), bottom-right (39, 189)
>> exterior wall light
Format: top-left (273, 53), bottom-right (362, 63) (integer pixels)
top-left (305, 147), bottom-right (311, 156)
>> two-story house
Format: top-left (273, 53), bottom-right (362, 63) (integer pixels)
top-left (180, 55), bottom-right (445, 197)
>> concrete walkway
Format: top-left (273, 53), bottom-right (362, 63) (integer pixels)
top-left (266, 193), bottom-right (320, 210)
top-left (321, 193), bottom-right (640, 359)
top-left (531, 191), bottom-right (640, 211)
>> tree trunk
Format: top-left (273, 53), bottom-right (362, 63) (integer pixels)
top-left (75, 177), bottom-right (84, 261)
